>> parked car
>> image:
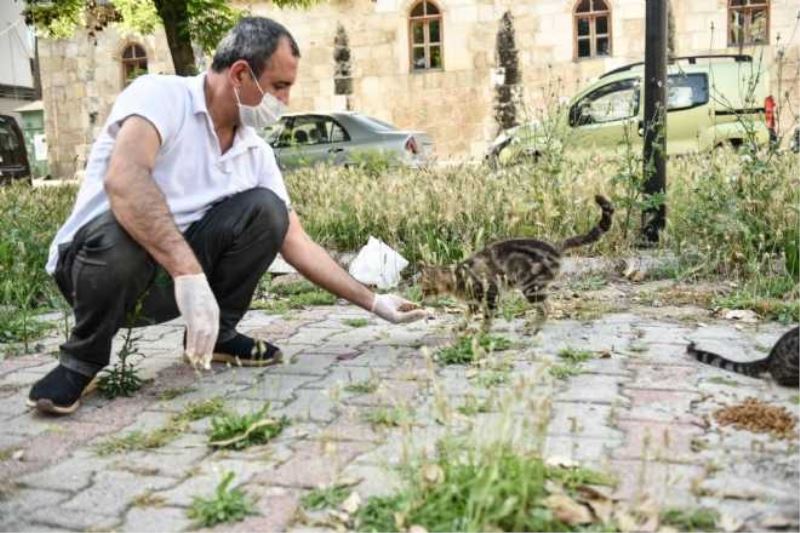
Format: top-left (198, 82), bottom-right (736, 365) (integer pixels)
top-left (488, 55), bottom-right (776, 165)
top-left (262, 111), bottom-right (434, 171)
top-left (0, 114), bottom-right (31, 184)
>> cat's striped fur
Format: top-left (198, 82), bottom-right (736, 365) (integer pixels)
top-left (420, 195), bottom-right (614, 329)
top-left (688, 326), bottom-right (799, 387)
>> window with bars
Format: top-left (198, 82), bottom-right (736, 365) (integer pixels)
top-left (409, 0), bottom-right (443, 71)
top-left (574, 0), bottom-right (611, 60)
top-left (121, 43), bottom-right (148, 87)
top-left (728, 0), bottom-right (769, 46)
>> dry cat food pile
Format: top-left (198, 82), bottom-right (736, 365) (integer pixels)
top-left (713, 397), bottom-right (797, 439)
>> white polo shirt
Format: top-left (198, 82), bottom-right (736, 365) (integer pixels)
top-left (45, 72), bottom-right (291, 274)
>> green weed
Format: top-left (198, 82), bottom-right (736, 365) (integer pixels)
top-left (301, 484), bottom-right (351, 510)
top-left (456, 395), bottom-right (493, 416)
top-left (660, 507), bottom-right (718, 531)
top-left (95, 397), bottom-right (225, 455)
top-left (557, 347), bottom-right (593, 364)
top-left (208, 404), bottom-right (289, 450)
top-left (362, 406), bottom-right (414, 428)
top-left (356, 440), bottom-right (614, 532)
top-left (435, 334), bottom-right (512, 365)
top-left (344, 379), bottom-right (379, 395)
top-left (187, 471), bottom-right (256, 528)
top-left (549, 363), bottom-right (583, 380)
top-left (343, 318), bottom-right (369, 328)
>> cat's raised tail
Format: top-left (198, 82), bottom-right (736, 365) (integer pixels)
top-left (558, 194), bottom-right (615, 251)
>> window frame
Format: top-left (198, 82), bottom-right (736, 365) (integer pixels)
top-left (666, 73), bottom-right (710, 112)
top-left (278, 115), bottom-right (351, 148)
top-left (573, 0), bottom-right (613, 61)
top-left (408, 0), bottom-right (444, 72)
top-left (569, 77), bottom-right (641, 126)
top-left (120, 43), bottom-right (149, 88)
top-left (727, 0), bottom-right (769, 47)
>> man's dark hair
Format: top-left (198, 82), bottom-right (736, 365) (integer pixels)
top-left (211, 17), bottom-right (300, 77)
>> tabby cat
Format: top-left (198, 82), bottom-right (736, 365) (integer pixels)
top-left (419, 194), bottom-right (614, 330)
top-left (688, 326), bottom-right (799, 387)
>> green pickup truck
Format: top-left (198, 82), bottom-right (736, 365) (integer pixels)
top-left (489, 54), bottom-right (776, 164)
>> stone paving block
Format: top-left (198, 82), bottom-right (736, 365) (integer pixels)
top-left (0, 488), bottom-right (69, 531)
top-left (61, 469), bottom-right (175, 516)
top-left (156, 473), bottom-right (227, 508)
top-left (29, 506), bottom-right (121, 531)
top-left (124, 410), bottom-right (176, 433)
top-left (339, 462), bottom-right (403, 499)
top-left (555, 374), bottom-right (626, 404)
top-left (238, 374), bottom-right (320, 402)
top-left (18, 454), bottom-right (110, 492)
top-left (343, 379), bottom-right (424, 407)
top-left (284, 327), bottom-right (341, 346)
top-left (370, 328), bottom-right (428, 348)
top-left (276, 388), bottom-right (340, 423)
top-left (613, 419), bottom-right (704, 463)
top-left (542, 436), bottom-right (618, 463)
top-left (354, 426), bottom-right (447, 467)
top-left (548, 402), bottom-right (621, 439)
top-left (122, 505), bottom-right (193, 533)
top-left (263, 440), bottom-right (373, 488)
top-left (323, 326), bottom-right (386, 348)
top-left (272, 352), bottom-right (339, 376)
top-left (302, 367), bottom-right (381, 392)
top-left (2, 412), bottom-right (60, 438)
top-left (107, 447), bottom-right (210, 479)
top-left (622, 388), bottom-right (704, 424)
top-left (319, 414), bottom-right (387, 443)
top-left (627, 362), bottom-right (700, 390)
top-left (213, 486), bottom-right (299, 532)
top-left (698, 497), bottom-right (800, 530)
top-left (334, 346), bottom-right (407, 368)
top-left (610, 459), bottom-right (705, 507)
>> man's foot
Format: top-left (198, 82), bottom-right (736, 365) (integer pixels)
top-left (212, 333), bottom-right (283, 367)
top-left (27, 365), bottom-right (95, 415)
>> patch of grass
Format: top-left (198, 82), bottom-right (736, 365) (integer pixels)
top-left (713, 276), bottom-right (799, 324)
top-left (557, 347), bottom-right (593, 364)
top-left (471, 370), bottom-right (510, 388)
top-left (0, 447), bottom-right (19, 462)
top-left (792, 395), bottom-right (800, 405)
top-left (355, 440), bottom-right (615, 532)
top-left (362, 406), bottom-right (414, 428)
top-left (95, 397), bottom-right (225, 455)
top-left (343, 318), bottom-right (369, 328)
top-left (208, 404), bottom-right (289, 450)
top-left (499, 293), bottom-right (529, 320)
top-left (131, 491), bottom-right (166, 508)
top-left (569, 276), bottom-right (608, 292)
top-left (301, 484), bottom-right (351, 510)
top-left (187, 471), bottom-right (256, 528)
top-left (660, 507), bottom-right (718, 531)
top-left (158, 386), bottom-right (196, 401)
top-left (435, 334), bottom-right (512, 365)
top-left (548, 363), bottom-right (583, 380)
top-left (344, 378), bottom-right (379, 395)
top-left (0, 312), bottom-right (52, 348)
top-left (456, 395), bottom-right (493, 416)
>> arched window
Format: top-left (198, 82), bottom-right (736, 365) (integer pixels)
top-left (409, 1), bottom-right (443, 71)
top-left (574, 0), bottom-right (611, 60)
top-left (121, 43), bottom-right (148, 87)
top-left (728, 0), bottom-right (769, 46)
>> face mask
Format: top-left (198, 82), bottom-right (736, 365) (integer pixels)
top-left (234, 66), bottom-right (287, 129)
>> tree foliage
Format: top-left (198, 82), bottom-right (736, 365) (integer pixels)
top-left (25, 0), bottom-right (319, 75)
top-left (494, 10), bottom-right (521, 131)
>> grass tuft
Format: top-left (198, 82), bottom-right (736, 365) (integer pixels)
top-left (208, 404), bottom-right (289, 450)
top-left (187, 471), bottom-right (256, 528)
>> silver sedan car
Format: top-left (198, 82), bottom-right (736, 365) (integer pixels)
top-left (262, 112), bottom-right (434, 171)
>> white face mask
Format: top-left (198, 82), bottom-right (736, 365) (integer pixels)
top-left (234, 66), bottom-right (287, 129)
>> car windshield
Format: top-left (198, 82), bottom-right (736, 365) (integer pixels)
top-left (262, 121), bottom-right (285, 144)
top-left (357, 115), bottom-right (398, 132)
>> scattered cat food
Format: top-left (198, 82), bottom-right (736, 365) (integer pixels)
top-left (713, 397), bottom-right (797, 439)
top-left (398, 302), bottom-right (420, 312)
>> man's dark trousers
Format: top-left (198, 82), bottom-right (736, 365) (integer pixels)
top-left (52, 188), bottom-right (289, 377)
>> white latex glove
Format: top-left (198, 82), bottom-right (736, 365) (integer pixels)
top-left (174, 273), bottom-right (220, 370)
top-left (371, 293), bottom-right (429, 324)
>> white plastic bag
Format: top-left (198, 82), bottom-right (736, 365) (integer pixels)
top-left (348, 236), bottom-right (409, 289)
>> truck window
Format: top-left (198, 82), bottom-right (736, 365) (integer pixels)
top-left (667, 73), bottom-right (709, 111)
top-left (570, 78), bottom-right (641, 126)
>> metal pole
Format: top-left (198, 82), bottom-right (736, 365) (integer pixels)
top-left (641, 0), bottom-right (668, 244)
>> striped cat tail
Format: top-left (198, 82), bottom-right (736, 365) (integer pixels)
top-left (687, 342), bottom-right (767, 377)
top-left (558, 194), bottom-right (615, 251)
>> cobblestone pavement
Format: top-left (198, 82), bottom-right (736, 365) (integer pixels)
top-left (0, 279), bottom-right (797, 532)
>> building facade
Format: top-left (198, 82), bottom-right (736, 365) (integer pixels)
top-left (38, 0), bottom-right (800, 178)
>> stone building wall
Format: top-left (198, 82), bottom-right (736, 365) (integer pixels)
top-left (39, 25), bottom-right (173, 180)
top-left (37, 0), bottom-right (799, 177)
top-left (262, 0), bottom-right (799, 160)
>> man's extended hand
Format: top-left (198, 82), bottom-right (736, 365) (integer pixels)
top-left (371, 294), bottom-right (429, 324)
top-left (174, 274), bottom-right (219, 369)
